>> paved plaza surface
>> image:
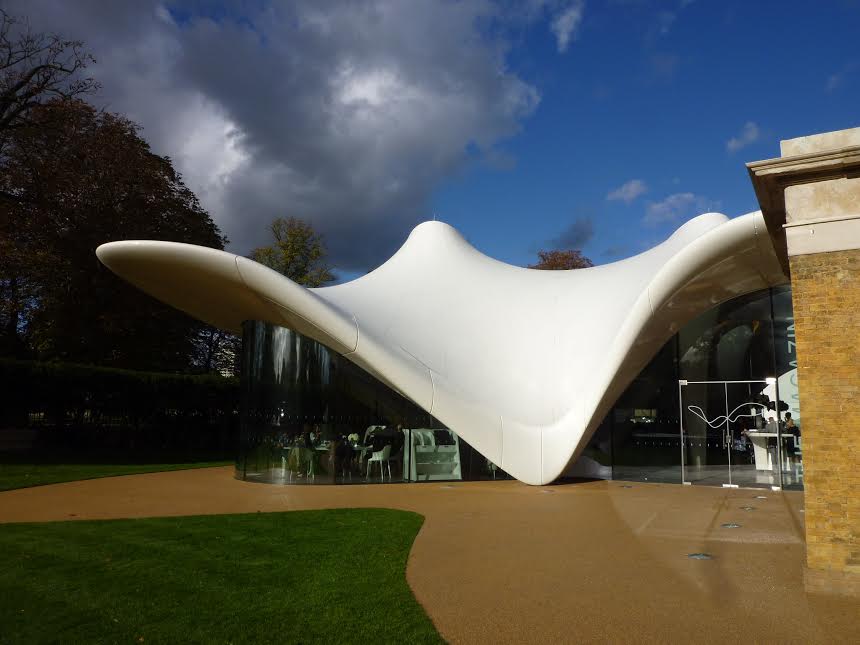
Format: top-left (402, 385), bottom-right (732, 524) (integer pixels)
top-left (1, 467), bottom-right (857, 644)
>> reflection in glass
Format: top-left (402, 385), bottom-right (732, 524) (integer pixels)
top-left (403, 429), bottom-right (462, 481)
top-left (679, 290), bottom-right (775, 383)
top-left (240, 287), bottom-right (804, 490)
top-left (680, 382), bottom-right (732, 486)
top-left (238, 321), bottom-right (510, 484)
top-left (604, 340), bottom-right (682, 484)
top-left (604, 287), bottom-right (803, 490)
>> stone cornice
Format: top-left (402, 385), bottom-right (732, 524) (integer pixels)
top-left (747, 145), bottom-right (860, 273)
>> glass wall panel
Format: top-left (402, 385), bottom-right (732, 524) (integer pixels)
top-left (562, 421), bottom-right (613, 481)
top-left (240, 286), bottom-right (802, 490)
top-left (605, 287), bottom-right (802, 490)
top-left (724, 379), bottom-right (783, 488)
top-left (607, 339), bottom-right (682, 483)
top-left (680, 381), bottom-right (732, 486)
top-left (238, 321), bottom-right (512, 484)
top-left (678, 290), bottom-right (775, 383)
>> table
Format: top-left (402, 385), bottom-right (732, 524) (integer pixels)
top-left (352, 444), bottom-right (371, 463)
top-left (276, 444), bottom-right (375, 479)
top-left (746, 432), bottom-right (795, 471)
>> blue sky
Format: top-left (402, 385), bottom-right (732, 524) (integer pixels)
top-left (12, 0), bottom-right (860, 275)
top-left (434, 0), bottom-right (860, 267)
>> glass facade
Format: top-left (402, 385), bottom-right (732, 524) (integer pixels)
top-left (600, 285), bottom-right (803, 490)
top-left (237, 321), bottom-right (511, 484)
top-left (239, 286), bottom-right (802, 490)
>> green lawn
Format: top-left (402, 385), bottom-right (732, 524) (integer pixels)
top-left (0, 509), bottom-right (443, 644)
top-left (0, 461), bottom-right (233, 492)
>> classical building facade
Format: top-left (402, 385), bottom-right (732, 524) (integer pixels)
top-left (748, 127), bottom-right (860, 586)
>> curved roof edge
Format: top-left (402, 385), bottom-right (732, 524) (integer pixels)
top-left (97, 211), bottom-right (787, 485)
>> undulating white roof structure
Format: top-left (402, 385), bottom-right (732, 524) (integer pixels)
top-left (97, 211), bottom-right (787, 484)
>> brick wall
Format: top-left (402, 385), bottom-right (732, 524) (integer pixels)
top-left (789, 249), bottom-right (860, 573)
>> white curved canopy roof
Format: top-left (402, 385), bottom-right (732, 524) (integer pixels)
top-left (97, 211), bottom-right (787, 485)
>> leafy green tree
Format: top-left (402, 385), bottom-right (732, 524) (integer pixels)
top-left (250, 217), bottom-right (335, 287)
top-left (0, 99), bottom-right (226, 370)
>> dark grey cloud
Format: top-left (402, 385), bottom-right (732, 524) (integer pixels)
top-left (602, 245), bottom-right (628, 259)
top-left (8, 0), bottom-right (548, 270)
top-left (549, 216), bottom-right (594, 249)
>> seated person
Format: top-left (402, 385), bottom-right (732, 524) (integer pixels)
top-left (363, 424), bottom-right (384, 444)
top-left (334, 436), bottom-right (353, 460)
top-left (332, 436), bottom-right (353, 476)
top-left (368, 431), bottom-right (389, 453)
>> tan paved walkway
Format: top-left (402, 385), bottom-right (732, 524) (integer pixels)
top-left (1, 467), bottom-right (857, 644)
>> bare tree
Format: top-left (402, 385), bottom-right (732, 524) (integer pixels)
top-left (0, 9), bottom-right (99, 147)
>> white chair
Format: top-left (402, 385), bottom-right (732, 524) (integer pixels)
top-left (416, 430), bottom-right (434, 446)
top-left (366, 444), bottom-right (392, 481)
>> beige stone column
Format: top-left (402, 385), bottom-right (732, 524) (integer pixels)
top-left (748, 128), bottom-right (860, 590)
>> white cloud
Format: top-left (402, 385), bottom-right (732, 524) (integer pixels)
top-left (826, 62), bottom-right (858, 93)
top-left (172, 98), bottom-right (250, 209)
top-left (607, 179), bottom-right (648, 204)
top-left (644, 192), bottom-right (720, 226)
top-left (643, 0), bottom-right (696, 40)
top-left (10, 0), bottom-right (543, 270)
top-left (726, 121), bottom-right (761, 153)
top-left (550, 1), bottom-right (585, 53)
top-left (656, 10), bottom-right (676, 36)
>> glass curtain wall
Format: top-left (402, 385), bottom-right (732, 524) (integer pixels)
top-left (603, 339), bottom-right (681, 483)
top-left (601, 287), bottom-right (803, 490)
top-left (240, 287), bottom-right (802, 489)
top-left (238, 321), bottom-right (510, 484)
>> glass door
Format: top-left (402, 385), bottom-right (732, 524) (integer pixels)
top-left (679, 381), bottom-right (732, 486)
top-left (679, 379), bottom-right (782, 489)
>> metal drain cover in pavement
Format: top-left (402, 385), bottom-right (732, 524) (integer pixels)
top-left (687, 553), bottom-right (713, 560)
top-left (740, 506), bottom-right (756, 511)
top-left (721, 523), bottom-right (742, 529)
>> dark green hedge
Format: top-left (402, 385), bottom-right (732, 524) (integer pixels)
top-left (0, 359), bottom-right (239, 461)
